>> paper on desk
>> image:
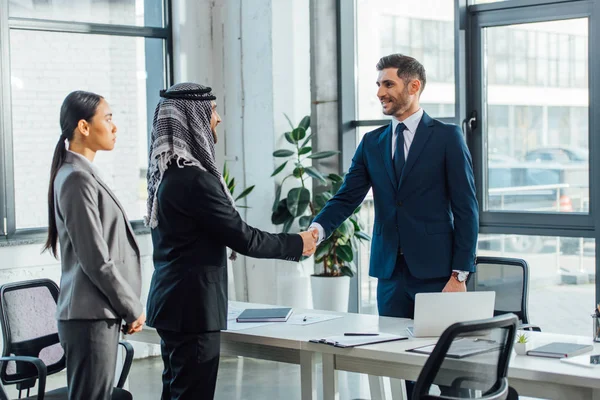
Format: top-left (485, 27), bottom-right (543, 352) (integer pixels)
top-left (287, 313), bottom-right (343, 325)
top-left (226, 320), bottom-right (273, 331)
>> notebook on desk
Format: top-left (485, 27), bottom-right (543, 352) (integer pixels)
top-left (526, 342), bottom-right (594, 358)
top-left (236, 307), bottom-right (292, 322)
top-left (309, 333), bottom-right (408, 348)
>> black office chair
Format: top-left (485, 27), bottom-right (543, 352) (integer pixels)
top-left (412, 314), bottom-right (519, 400)
top-left (467, 256), bottom-right (541, 331)
top-left (0, 279), bottom-right (133, 399)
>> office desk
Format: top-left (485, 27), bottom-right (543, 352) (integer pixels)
top-left (132, 302), bottom-right (600, 400)
top-left (132, 301), bottom-right (364, 400)
top-left (308, 324), bottom-right (600, 400)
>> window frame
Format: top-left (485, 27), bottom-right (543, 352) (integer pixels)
top-left (0, 0), bottom-right (173, 239)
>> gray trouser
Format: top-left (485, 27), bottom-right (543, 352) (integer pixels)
top-left (57, 319), bottom-right (120, 400)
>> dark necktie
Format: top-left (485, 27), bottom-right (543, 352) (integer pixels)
top-left (393, 123), bottom-right (406, 183)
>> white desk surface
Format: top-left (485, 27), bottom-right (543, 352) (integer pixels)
top-left (132, 301), bottom-right (600, 400)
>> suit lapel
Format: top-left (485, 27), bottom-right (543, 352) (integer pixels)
top-left (65, 152), bottom-right (140, 256)
top-left (398, 112), bottom-right (434, 190)
top-left (377, 123), bottom-right (397, 189)
top-left (94, 178), bottom-right (140, 256)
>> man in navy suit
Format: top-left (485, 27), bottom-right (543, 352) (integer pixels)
top-left (309, 54), bottom-right (479, 319)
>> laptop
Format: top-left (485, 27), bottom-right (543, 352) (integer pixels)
top-left (408, 292), bottom-right (496, 337)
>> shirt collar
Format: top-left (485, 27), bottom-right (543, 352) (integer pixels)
top-left (392, 108), bottom-right (424, 135)
top-left (67, 150), bottom-right (102, 177)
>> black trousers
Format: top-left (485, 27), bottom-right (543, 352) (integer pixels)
top-left (157, 329), bottom-right (221, 400)
top-left (57, 319), bottom-right (121, 400)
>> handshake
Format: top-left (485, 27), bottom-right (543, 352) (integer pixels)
top-left (299, 227), bottom-right (319, 256)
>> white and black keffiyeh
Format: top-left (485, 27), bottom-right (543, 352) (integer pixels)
top-left (145, 82), bottom-right (235, 230)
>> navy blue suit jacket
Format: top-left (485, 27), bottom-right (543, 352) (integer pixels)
top-left (313, 112), bottom-right (478, 280)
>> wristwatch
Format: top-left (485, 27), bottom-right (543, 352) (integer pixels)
top-left (451, 271), bottom-right (469, 282)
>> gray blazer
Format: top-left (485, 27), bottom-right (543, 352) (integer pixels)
top-left (54, 152), bottom-right (143, 323)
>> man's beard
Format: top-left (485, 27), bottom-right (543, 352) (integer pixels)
top-left (382, 88), bottom-right (410, 116)
top-left (212, 128), bottom-right (218, 144)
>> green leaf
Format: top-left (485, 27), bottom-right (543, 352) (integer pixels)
top-left (223, 163), bottom-right (229, 183)
top-left (298, 146), bottom-right (312, 155)
top-left (299, 216), bottom-right (313, 230)
top-left (283, 113), bottom-right (295, 130)
top-left (304, 167), bottom-right (327, 185)
top-left (314, 192), bottom-right (332, 210)
top-left (350, 217), bottom-right (360, 232)
top-left (284, 131), bottom-right (296, 144)
top-left (298, 115), bottom-right (310, 131)
top-left (272, 199), bottom-right (292, 224)
top-left (293, 167), bottom-right (304, 178)
top-left (271, 161), bottom-right (288, 177)
top-left (235, 185), bottom-right (255, 201)
top-left (328, 173), bottom-right (343, 183)
top-left (307, 150), bottom-right (339, 160)
top-left (355, 231), bottom-right (371, 241)
top-left (291, 127), bottom-right (306, 142)
top-left (315, 241), bottom-right (332, 260)
top-left (336, 244), bottom-right (353, 262)
top-left (353, 205), bottom-right (362, 214)
top-left (337, 219), bottom-right (355, 238)
top-left (282, 217), bottom-right (294, 233)
top-left (286, 187), bottom-right (311, 217)
top-left (300, 132), bottom-right (314, 148)
top-left (272, 185), bottom-right (282, 212)
top-left (228, 177), bottom-right (235, 192)
top-left (273, 149), bottom-right (295, 157)
top-left (339, 266), bottom-right (355, 278)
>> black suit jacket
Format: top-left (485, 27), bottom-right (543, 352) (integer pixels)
top-left (146, 165), bottom-right (303, 333)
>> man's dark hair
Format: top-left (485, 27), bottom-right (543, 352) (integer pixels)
top-left (376, 54), bottom-right (426, 94)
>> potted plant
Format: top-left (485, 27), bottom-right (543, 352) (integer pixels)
top-left (270, 115), bottom-right (371, 311)
top-left (514, 333), bottom-right (530, 355)
top-left (223, 162), bottom-right (255, 301)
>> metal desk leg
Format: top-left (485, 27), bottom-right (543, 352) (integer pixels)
top-left (390, 378), bottom-right (407, 400)
top-left (323, 353), bottom-right (339, 400)
top-left (368, 375), bottom-right (386, 400)
top-left (300, 351), bottom-right (317, 400)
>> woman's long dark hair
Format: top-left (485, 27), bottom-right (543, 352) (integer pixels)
top-left (43, 91), bottom-right (103, 258)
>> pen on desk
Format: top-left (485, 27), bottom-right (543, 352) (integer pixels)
top-left (344, 333), bottom-right (379, 336)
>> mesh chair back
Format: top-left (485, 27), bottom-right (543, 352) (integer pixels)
top-left (467, 257), bottom-right (529, 324)
top-left (0, 280), bottom-right (65, 385)
top-left (413, 314), bottom-right (517, 399)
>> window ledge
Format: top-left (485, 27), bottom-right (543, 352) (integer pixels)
top-left (0, 225), bottom-right (151, 248)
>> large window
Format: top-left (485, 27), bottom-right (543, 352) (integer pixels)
top-left (1, 0), bottom-right (170, 234)
top-left (355, 0), bottom-right (456, 121)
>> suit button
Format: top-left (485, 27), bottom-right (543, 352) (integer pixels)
top-left (397, 201), bottom-right (403, 207)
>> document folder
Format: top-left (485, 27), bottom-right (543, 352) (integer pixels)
top-left (236, 307), bottom-right (293, 322)
top-left (527, 342), bottom-right (594, 358)
top-left (309, 333), bottom-right (407, 348)
top-left (407, 338), bottom-right (503, 359)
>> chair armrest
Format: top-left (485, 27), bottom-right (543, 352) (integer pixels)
top-left (116, 341), bottom-right (134, 388)
top-left (0, 356), bottom-right (47, 400)
top-left (519, 323), bottom-right (541, 332)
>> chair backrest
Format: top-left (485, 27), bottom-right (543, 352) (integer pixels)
top-left (413, 314), bottom-right (518, 399)
top-left (467, 257), bottom-right (530, 324)
top-left (0, 279), bottom-right (65, 386)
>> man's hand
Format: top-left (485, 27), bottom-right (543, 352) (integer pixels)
top-left (308, 227), bottom-right (319, 242)
top-left (442, 277), bottom-right (466, 293)
top-left (299, 231), bottom-right (317, 256)
top-left (124, 311), bottom-right (146, 335)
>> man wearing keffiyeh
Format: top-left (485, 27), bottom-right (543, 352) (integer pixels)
top-left (144, 82), bottom-right (316, 400)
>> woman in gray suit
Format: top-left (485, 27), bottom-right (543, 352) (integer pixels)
top-left (43, 91), bottom-right (146, 400)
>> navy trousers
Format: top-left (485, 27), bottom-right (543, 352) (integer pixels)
top-left (377, 253), bottom-right (448, 398)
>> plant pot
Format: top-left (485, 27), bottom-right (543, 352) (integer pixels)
top-left (310, 275), bottom-right (350, 312)
top-left (514, 342), bottom-right (531, 355)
